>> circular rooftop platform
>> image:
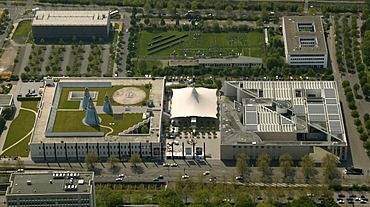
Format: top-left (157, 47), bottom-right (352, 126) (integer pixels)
top-left (112, 87), bottom-right (146, 105)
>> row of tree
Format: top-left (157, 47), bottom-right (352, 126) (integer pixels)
top-left (96, 181), bottom-right (340, 207)
top-left (236, 153), bottom-right (340, 185)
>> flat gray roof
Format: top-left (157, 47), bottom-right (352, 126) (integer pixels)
top-left (7, 172), bottom-right (93, 196)
top-left (224, 81), bottom-right (346, 143)
top-left (0, 94), bottom-right (12, 107)
top-left (33, 10), bottom-right (109, 26)
top-left (282, 16), bottom-right (327, 54)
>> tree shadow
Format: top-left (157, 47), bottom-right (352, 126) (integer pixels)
top-left (131, 165), bottom-right (144, 174)
top-left (282, 168), bottom-right (297, 184)
top-left (91, 167), bottom-right (102, 176)
top-left (108, 165), bottom-right (121, 174)
top-left (260, 168), bottom-right (274, 183)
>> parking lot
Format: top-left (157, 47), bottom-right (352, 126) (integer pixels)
top-left (335, 191), bottom-right (370, 206)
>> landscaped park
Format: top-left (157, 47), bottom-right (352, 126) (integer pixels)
top-left (53, 85), bottom-right (150, 135)
top-left (137, 30), bottom-right (264, 58)
top-left (1, 100), bottom-right (38, 157)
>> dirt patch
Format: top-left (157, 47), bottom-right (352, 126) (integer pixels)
top-left (113, 114), bottom-right (123, 120)
top-left (112, 87), bottom-right (146, 105)
top-left (0, 45), bottom-right (18, 72)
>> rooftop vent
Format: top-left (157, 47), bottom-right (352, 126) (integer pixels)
top-left (64, 184), bottom-right (78, 191)
top-left (78, 179), bottom-right (84, 185)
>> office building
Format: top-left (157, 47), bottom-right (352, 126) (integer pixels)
top-left (6, 171), bottom-right (95, 207)
top-left (282, 16), bottom-right (328, 68)
top-left (32, 10), bottom-right (110, 40)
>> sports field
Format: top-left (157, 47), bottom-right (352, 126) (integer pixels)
top-left (137, 31), bottom-right (264, 58)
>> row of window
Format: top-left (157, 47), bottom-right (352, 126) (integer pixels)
top-left (232, 146), bottom-right (282, 149)
top-left (202, 63), bottom-right (262, 66)
top-left (290, 58), bottom-right (325, 61)
top-left (290, 61), bottom-right (325, 64)
top-left (40, 150), bottom-right (151, 156)
top-left (40, 145), bottom-right (155, 150)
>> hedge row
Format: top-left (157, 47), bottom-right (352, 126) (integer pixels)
top-left (153, 35), bottom-right (162, 40)
top-left (17, 96), bottom-right (41, 101)
top-left (148, 34), bottom-right (188, 51)
top-left (147, 34), bottom-right (175, 46)
top-left (148, 40), bottom-right (184, 55)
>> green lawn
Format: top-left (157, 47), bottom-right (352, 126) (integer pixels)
top-left (2, 135), bottom-right (31, 157)
top-left (100, 113), bottom-right (144, 135)
top-left (134, 60), bottom-right (163, 70)
top-left (1, 101), bottom-right (38, 156)
top-left (13, 20), bottom-right (33, 44)
top-left (2, 109), bottom-right (35, 150)
top-left (58, 85), bottom-right (150, 109)
top-left (53, 111), bottom-right (143, 135)
top-left (20, 100), bottom-right (38, 111)
top-left (137, 31), bottom-right (264, 58)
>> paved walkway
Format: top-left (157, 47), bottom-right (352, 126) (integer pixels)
top-left (328, 16), bottom-right (370, 172)
top-left (100, 124), bottom-right (114, 136)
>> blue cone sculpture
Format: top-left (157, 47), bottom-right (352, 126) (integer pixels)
top-left (82, 87), bottom-right (90, 110)
top-left (103, 94), bottom-right (113, 114)
top-left (84, 97), bottom-right (100, 126)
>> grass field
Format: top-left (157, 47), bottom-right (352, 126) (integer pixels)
top-left (53, 111), bottom-right (143, 135)
top-left (58, 85), bottom-right (150, 109)
top-left (20, 100), bottom-right (38, 111)
top-left (13, 20), bottom-right (32, 43)
top-left (137, 31), bottom-right (264, 58)
top-left (2, 101), bottom-right (38, 153)
top-left (2, 135), bottom-right (31, 157)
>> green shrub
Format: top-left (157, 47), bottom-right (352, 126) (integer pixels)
top-left (361, 134), bottom-right (370, 142)
top-left (354, 118), bottom-right (362, 126)
top-left (329, 183), bottom-right (343, 191)
top-left (351, 110), bottom-right (359, 118)
top-left (357, 126), bottom-right (365, 134)
top-left (17, 96), bottom-right (41, 101)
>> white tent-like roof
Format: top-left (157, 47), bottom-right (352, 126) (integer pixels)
top-left (171, 87), bottom-right (218, 119)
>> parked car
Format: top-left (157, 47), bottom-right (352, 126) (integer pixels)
top-left (115, 178), bottom-right (123, 181)
top-left (118, 174), bottom-right (125, 178)
top-left (181, 174), bottom-right (189, 179)
top-left (235, 176), bottom-right (244, 181)
top-left (203, 171), bottom-right (210, 176)
top-left (338, 193), bottom-right (345, 198)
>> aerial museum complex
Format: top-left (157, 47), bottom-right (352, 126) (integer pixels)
top-left (12, 10), bottom-right (347, 164)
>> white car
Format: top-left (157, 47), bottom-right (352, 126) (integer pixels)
top-left (203, 171), bottom-right (210, 176)
top-left (170, 163), bottom-right (178, 167)
top-left (115, 177), bottom-right (123, 181)
top-left (162, 163), bottom-right (170, 167)
top-left (181, 174), bottom-right (189, 179)
top-left (235, 176), bottom-right (244, 181)
top-left (118, 174), bottom-right (125, 178)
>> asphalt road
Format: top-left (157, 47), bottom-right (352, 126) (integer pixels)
top-left (328, 16), bottom-right (370, 173)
